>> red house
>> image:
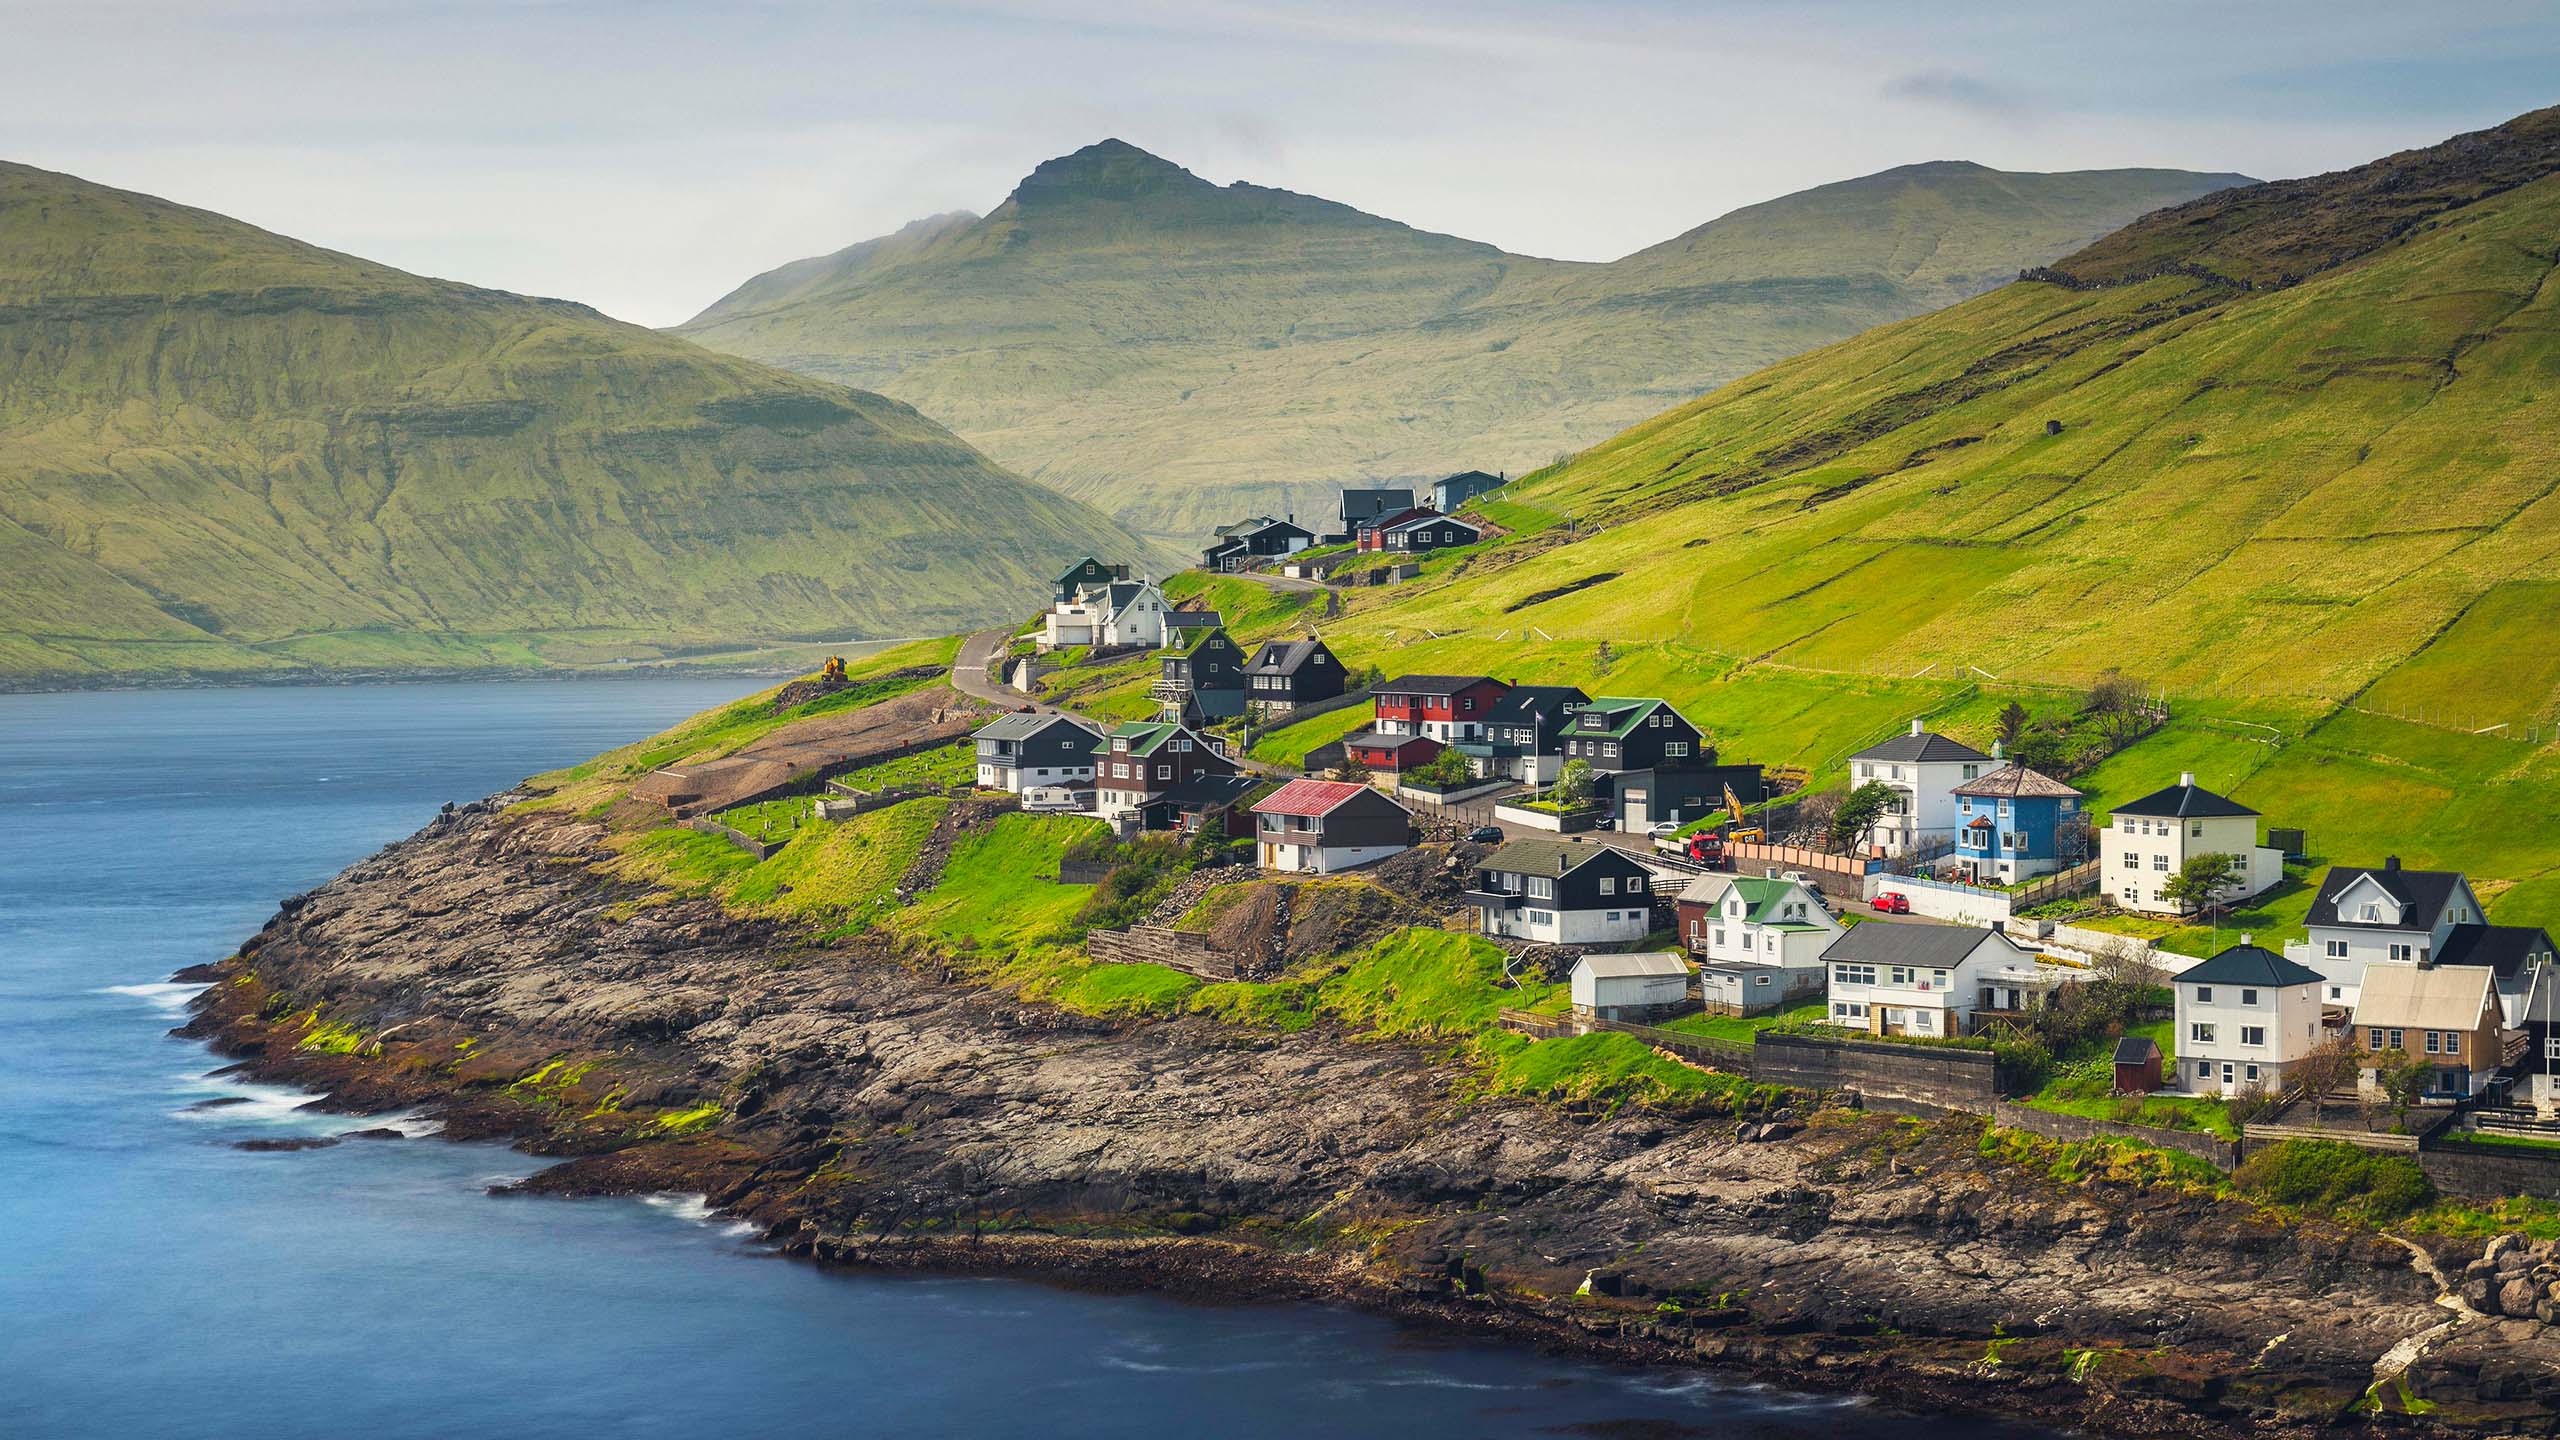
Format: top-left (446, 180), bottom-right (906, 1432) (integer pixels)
top-left (1372, 674), bottom-right (1510, 744)
top-left (1341, 730), bottom-right (1441, 776)
top-left (1354, 506), bottom-right (1435, 551)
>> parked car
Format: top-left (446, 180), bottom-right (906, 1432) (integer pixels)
top-left (1870, 892), bottom-right (1911, 915)
top-left (1465, 825), bottom-right (1502, 843)
top-left (1646, 820), bottom-right (1683, 838)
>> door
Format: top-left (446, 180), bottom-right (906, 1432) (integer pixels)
top-left (1626, 790), bottom-right (1648, 826)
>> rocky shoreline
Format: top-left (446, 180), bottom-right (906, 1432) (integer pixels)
top-left (181, 799), bottom-right (2560, 1437)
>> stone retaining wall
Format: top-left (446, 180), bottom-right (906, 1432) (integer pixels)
top-left (2419, 1137), bottom-right (2560, 1200)
top-left (1993, 1100), bottom-right (2240, 1170)
top-left (1750, 1032), bottom-right (1998, 1115)
top-left (1086, 925), bottom-right (1241, 981)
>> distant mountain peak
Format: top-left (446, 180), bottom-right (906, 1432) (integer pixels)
top-left (1012, 139), bottom-right (1210, 204)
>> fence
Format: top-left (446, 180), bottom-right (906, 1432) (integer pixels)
top-left (1085, 924), bottom-right (1241, 980)
top-left (1056, 857), bottom-right (1117, 885)
top-left (686, 817), bottom-right (787, 861)
top-left (1993, 1100), bottom-right (2240, 1170)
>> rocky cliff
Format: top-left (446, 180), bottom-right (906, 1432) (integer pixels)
top-left (183, 801), bottom-right (2560, 1436)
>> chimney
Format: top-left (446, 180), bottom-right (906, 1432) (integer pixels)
top-left (2178, 771), bottom-right (2196, 787)
top-left (2384, 855), bottom-right (2401, 872)
top-left (2240, 932), bottom-right (2253, 947)
top-left (1766, 866), bottom-right (1779, 879)
top-left (1991, 740), bottom-right (2004, 761)
top-left (1910, 719), bottom-right (1924, 736)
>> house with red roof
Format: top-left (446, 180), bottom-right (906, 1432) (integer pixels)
top-left (1252, 779), bottom-right (1414, 874)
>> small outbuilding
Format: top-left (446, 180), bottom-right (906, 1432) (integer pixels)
top-left (1569, 952), bottom-right (1693, 1022)
top-left (2111, 1034), bottom-right (2164, 1096)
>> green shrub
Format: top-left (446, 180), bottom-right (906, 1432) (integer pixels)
top-left (2234, 1139), bottom-right (2434, 1223)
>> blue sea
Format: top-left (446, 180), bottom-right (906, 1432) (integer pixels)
top-left (0, 679), bottom-right (2037, 1439)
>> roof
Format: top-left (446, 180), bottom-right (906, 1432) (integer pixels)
top-left (1487, 685), bottom-right (1589, 724)
top-left (2305, 864), bottom-right (2465, 929)
top-left (1384, 513), bottom-right (1479, 536)
top-left (2112, 777), bottom-right (2258, 819)
top-left (1254, 778), bottom-right (1398, 818)
top-left (2112, 1035), bottom-right (2162, 1066)
top-left (1147, 773), bottom-right (1263, 811)
top-left (2174, 944), bottom-right (2325, 989)
top-left (973, 711), bottom-right (1096, 742)
top-left (1437, 469), bottom-right (1502, 490)
top-left (1479, 837), bottom-right (1650, 878)
top-left (1250, 636), bottom-right (1333, 674)
top-left (1572, 697), bottom-right (1685, 739)
top-left (1341, 487), bottom-right (1415, 521)
top-left (1165, 609), bottom-right (1223, 629)
top-left (2437, 924), bottom-right (2559, 979)
top-left (1951, 763), bottom-right (2083, 800)
top-left (1174, 625), bottom-right (1236, 658)
top-left (1340, 729), bottom-right (1437, 752)
top-left (1055, 556), bottom-right (1108, 582)
top-left (1574, 952), bottom-right (1691, 980)
top-left (1096, 720), bottom-right (1195, 757)
top-left (1102, 580), bottom-right (1149, 612)
top-left (2355, 962), bottom-right (2497, 1031)
top-left (1212, 515), bottom-right (1286, 538)
top-left (1375, 674), bottom-right (1501, 697)
top-left (1820, 922), bottom-right (2020, 970)
top-left (1361, 506), bottom-right (1437, 533)
top-left (1851, 726), bottom-right (1994, 765)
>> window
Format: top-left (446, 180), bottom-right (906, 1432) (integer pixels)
top-left (2197, 1061), bottom-right (2212, 1079)
top-left (2190, 1023), bottom-right (2216, 1044)
top-left (2329, 986), bottom-right (2343, 1001)
top-left (1713, 929), bottom-right (1727, 948)
top-left (2190, 821), bottom-right (2204, 837)
top-left (2240, 989), bottom-right (2258, 1006)
top-left (1598, 877), bottom-right (1617, 896)
top-left (2389, 943), bottom-right (2415, 963)
top-left (1175, 739), bottom-right (1194, 752)
top-left (1755, 974), bottom-right (1772, 987)
top-left (1527, 909), bottom-right (1554, 925)
top-left (2196, 986), bottom-right (2213, 1002)
top-left (2245, 1064), bottom-right (2260, 1082)
top-left (2387, 1028), bottom-right (2405, 1051)
top-left (2361, 903), bottom-right (2381, 922)
top-left (1833, 1001), bottom-right (1868, 1021)
top-left (2152, 854), bottom-right (2170, 872)
top-left (1740, 934), bottom-right (1754, 951)
top-left (2368, 1027), bottom-right (2384, 1050)
top-left (1836, 964), bottom-right (1875, 986)
top-left (2241, 1026), bottom-right (2265, 1047)
top-left (1155, 765), bottom-right (1172, 779)
top-left (1626, 877), bottom-right (1645, 894)
top-left (2325, 939), bottom-right (2347, 959)
top-left (2122, 852), bottom-right (2139, 869)
top-left (1527, 877), bottom-right (1555, 900)
top-left (1665, 742), bottom-right (1690, 758)
top-left (2423, 1031), bottom-right (2441, 1055)
top-left (1888, 965), bottom-right (1915, 986)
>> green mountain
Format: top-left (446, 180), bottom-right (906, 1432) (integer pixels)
top-left (0, 162), bottom-right (1169, 684)
top-left (678, 141), bottom-right (2249, 540)
top-left (1061, 106), bottom-right (2560, 932)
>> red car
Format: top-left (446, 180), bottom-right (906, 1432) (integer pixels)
top-left (1870, 892), bottom-right (1911, 915)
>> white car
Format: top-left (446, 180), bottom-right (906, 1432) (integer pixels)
top-left (1646, 821), bottom-right (1684, 839)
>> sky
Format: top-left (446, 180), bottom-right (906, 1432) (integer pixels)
top-left (5, 0), bottom-right (2556, 328)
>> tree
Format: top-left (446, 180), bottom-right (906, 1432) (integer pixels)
top-left (2086, 935), bottom-right (2166, 996)
top-left (2293, 1035), bottom-right (2362, 1120)
top-left (1592, 640), bottom-right (1617, 675)
top-left (2159, 852), bottom-right (2243, 915)
top-left (1995, 700), bottom-right (2030, 750)
top-left (1407, 747), bottom-right (1475, 788)
top-left (2086, 669), bottom-right (2151, 746)
top-left (2367, 1049), bottom-right (2432, 1130)
top-left (1827, 781), bottom-right (1896, 854)
top-left (1555, 759), bottom-right (1594, 807)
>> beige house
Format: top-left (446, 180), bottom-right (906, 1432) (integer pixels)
top-left (2102, 772), bottom-right (2284, 915)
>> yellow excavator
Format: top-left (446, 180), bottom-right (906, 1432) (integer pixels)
top-left (1723, 781), bottom-right (1763, 844)
top-left (819, 655), bottom-right (848, 683)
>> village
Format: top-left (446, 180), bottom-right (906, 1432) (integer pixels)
top-left (636, 475), bottom-right (2560, 1233)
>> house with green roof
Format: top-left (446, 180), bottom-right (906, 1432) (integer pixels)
top-left (1093, 719), bottom-right (1234, 824)
top-left (1675, 872), bottom-right (1842, 1013)
top-left (1560, 696), bottom-right (1767, 830)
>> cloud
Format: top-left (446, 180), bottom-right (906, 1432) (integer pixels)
top-left (1882, 69), bottom-right (2040, 121)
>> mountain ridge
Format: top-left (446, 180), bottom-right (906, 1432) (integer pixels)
top-left (678, 143), bottom-right (2251, 540)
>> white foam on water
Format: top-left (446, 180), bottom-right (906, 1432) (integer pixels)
top-left (641, 1192), bottom-right (717, 1224)
top-left (102, 981), bottom-right (209, 1013)
top-left (172, 1076), bottom-right (330, 1126)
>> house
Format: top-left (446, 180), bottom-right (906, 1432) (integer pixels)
top-left (1093, 720), bottom-right (1235, 819)
top-left (1201, 516), bottom-right (1315, 572)
top-left (1456, 684), bottom-right (1587, 784)
top-left (1354, 505), bottom-right (1437, 550)
top-left (1372, 674), bottom-right (1509, 744)
top-left (1675, 872), bottom-right (1841, 972)
top-left (1154, 627), bottom-right (1249, 721)
top-left (2102, 772), bottom-right (2284, 915)
top-left (1251, 779), bottom-right (1413, 874)
top-left (1374, 512), bottom-right (1481, 553)
top-left (1819, 922), bottom-right (2032, 1038)
top-left (1136, 773), bottom-right (1264, 838)
top-left (1560, 696), bottom-right (1764, 829)
top-left (1950, 761), bottom-right (2087, 883)
top-left (1042, 577), bottom-right (1185, 652)
top-left (2354, 962), bottom-right (2508, 1102)
top-left (1336, 729), bottom-right (1442, 780)
top-left (971, 712), bottom-right (1102, 794)
top-left (1163, 607), bottom-right (1224, 648)
top-left (2284, 858), bottom-right (2548, 1013)
top-left (1432, 469), bottom-right (1505, 512)
top-left (1465, 838), bottom-right (1658, 946)
top-left (1697, 957), bottom-right (1818, 1018)
top-left (1847, 721), bottom-right (1995, 856)
top-left (2112, 1035), bottom-right (2164, 1095)
top-left (1334, 487), bottom-right (1416, 544)
top-left (1244, 635), bottom-right (1348, 715)
top-left (1052, 557), bottom-right (1128, 604)
top-left (2169, 941), bottom-right (2325, 1097)
top-left (1971, 955), bottom-right (2086, 1030)
top-left (1570, 953), bottom-right (1694, 1022)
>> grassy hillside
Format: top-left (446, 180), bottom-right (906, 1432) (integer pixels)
top-left (1040, 107), bottom-right (2560, 934)
top-left (0, 162), bottom-right (1169, 684)
top-left (678, 141), bottom-right (2246, 541)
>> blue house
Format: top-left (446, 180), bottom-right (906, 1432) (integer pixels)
top-left (1432, 469), bottom-right (1505, 512)
top-left (1948, 762), bottom-right (2085, 883)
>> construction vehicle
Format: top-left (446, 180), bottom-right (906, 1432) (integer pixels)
top-left (819, 655), bottom-right (848, 683)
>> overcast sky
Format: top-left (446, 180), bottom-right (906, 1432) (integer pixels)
top-left (7, 1), bottom-right (2556, 327)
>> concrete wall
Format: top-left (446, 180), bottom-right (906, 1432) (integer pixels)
top-left (2418, 1138), bottom-right (2560, 1200)
top-left (1749, 1032), bottom-right (1998, 1114)
top-left (1992, 1100), bottom-right (2241, 1171)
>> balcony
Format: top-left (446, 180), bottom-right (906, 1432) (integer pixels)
top-left (1462, 888), bottom-right (1523, 911)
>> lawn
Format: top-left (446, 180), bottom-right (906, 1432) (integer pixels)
top-left (833, 740), bottom-right (974, 794)
top-left (1247, 704), bottom-right (1371, 767)
top-left (1660, 1000), bottom-right (1826, 1045)
top-left (892, 811), bottom-right (1110, 954)
top-left (713, 794), bottom-right (819, 840)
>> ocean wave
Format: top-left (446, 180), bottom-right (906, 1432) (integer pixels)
top-left (102, 981), bottom-right (209, 1013)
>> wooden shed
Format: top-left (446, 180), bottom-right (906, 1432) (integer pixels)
top-left (2112, 1035), bottom-right (2164, 1095)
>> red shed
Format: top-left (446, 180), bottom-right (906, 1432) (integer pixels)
top-left (2111, 1035), bottom-right (2164, 1095)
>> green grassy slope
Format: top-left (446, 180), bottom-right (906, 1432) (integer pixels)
top-left (1060, 107), bottom-right (2560, 929)
top-left (678, 141), bottom-right (2246, 540)
top-left (0, 162), bottom-right (1169, 683)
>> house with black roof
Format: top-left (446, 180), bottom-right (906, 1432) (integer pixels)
top-left (1847, 720), bottom-right (1994, 856)
top-left (971, 712), bottom-right (1103, 795)
top-left (1331, 487), bottom-right (1415, 544)
top-left (1819, 922), bottom-right (2032, 1039)
top-left (2170, 940), bottom-right (2326, 1096)
top-left (1373, 674), bottom-right (1508, 744)
top-left (1457, 684), bottom-right (1587, 784)
top-left (2101, 771), bottom-right (2284, 915)
top-left (1153, 626), bottom-right (1249, 721)
top-left (1432, 469), bottom-right (1505, 512)
top-left (1464, 838), bottom-right (1658, 946)
top-left (1372, 512), bottom-right (1481, 553)
top-left (1244, 635), bottom-right (1347, 716)
top-left (1201, 516), bottom-right (1315, 572)
top-left (1052, 556), bottom-right (1129, 604)
top-left (1137, 772), bottom-right (1265, 839)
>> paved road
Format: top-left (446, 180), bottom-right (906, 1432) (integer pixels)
top-left (951, 628), bottom-right (1067, 712)
top-left (1230, 567), bottom-right (1327, 593)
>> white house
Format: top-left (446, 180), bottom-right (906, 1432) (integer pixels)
top-left (1818, 922), bottom-right (2031, 1038)
top-left (1040, 578), bottom-right (1179, 653)
top-left (1569, 953), bottom-right (1693, 1022)
top-left (1250, 779), bottom-right (1414, 875)
top-left (2101, 773), bottom-right (2284, 916)
top-left (1677, 872), bottom-right (1842, 973)
top-left (1846, 721), bottom-right (1993, 856)
top-left (2168, 941), bottom-right (2326, 1096)
top-left (1464, 839), bottom-right (1656, 946)
top-left (971, 712), bottom-right (1102, 794)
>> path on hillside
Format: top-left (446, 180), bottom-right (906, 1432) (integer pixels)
top-left (1232, 569), bottom-right (1326, 593)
